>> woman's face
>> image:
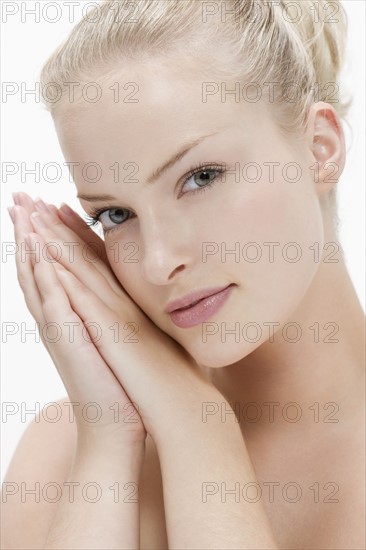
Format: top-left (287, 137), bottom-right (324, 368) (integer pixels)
top-left (55, 58), bottom-right (328, 368)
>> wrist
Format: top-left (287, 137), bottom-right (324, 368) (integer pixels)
top-left (76, 430), bottom-right (146, 463)
top-left (151, 387), bottom-right (238, 449)
top-left (73, 437), bottom-right (146, 487)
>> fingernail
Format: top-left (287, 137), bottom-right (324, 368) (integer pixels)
top-left (12, 192), bottom-right (21, 205)
top-left (31, 212), bottom-right (47, 228)
top-left (7, 206), bottom-right (15, 223)
top-left (34, 198), bottom-right (49, 212)
top-left (60, 202), bottom-right (74, 216)
top-left (48, 204), bottom-right (60, 217)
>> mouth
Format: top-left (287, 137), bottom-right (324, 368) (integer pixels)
top-left (175, 293), bottom-right (222, 311)
top-left (167, 284), bottom-right (236, 329)
top-left (166, 284), bottom-right (234, 313)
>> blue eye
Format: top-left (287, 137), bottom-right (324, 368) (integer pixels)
top-left (83, 163), bottom-right (225, 235)
top-left (84, 206), bottom-right (133, 235)
top-left (98, 208), bottom-right (130, 232)
top-left (181, 166), bottom-right (222, 195)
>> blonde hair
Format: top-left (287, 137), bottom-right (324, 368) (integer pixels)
top-left (39, 0), bottom-right (352, 226)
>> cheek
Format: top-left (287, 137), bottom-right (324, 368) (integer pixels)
top-left (230, 172), bottom-right (323, 278)
top-left (179, 179), bottom-right (325, 368)
top-left (105, 241), bottom-right (139, 291)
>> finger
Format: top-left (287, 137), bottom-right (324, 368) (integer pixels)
top-left (52, 260), bottom-right (189, 428)
top-left (14, 191), bottom-right (113, 286)
top-left (57, 202), bottom-right (110, 265)
top-left (11, 205), bottom-right (46, 324)
top-left (28, 204), bottom-right (124, 299)
top-left (47, 204), bottom-right (60, 216)
top-left (12, 192), bottom-right (126, 309)
top-left (28, 210), bottom-right (124, 311)
top-left (13, 192), bottom-right (56, 218)
top-left (12, 191), bottom-right (37, 213)
top-left (49, 263), bottom-right (161, 378)
top-left (11, 194), bottom-right (51, 319)
top-left (27, 231), bottom-right (128, 403)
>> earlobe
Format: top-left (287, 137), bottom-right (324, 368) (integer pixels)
top-left (307, 102), bottom-right (346, 195)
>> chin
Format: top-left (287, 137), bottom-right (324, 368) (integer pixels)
top-left (189, 341), bottom-right (259, 369)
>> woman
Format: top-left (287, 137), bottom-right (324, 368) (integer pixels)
top-left (3, 0), bottom-right (365, 548)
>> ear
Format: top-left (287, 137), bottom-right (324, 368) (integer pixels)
top-left (306, 101), bottom-right (346, 197)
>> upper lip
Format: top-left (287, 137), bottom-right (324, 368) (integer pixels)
top-left (165, 284), bottom-right (233, 313)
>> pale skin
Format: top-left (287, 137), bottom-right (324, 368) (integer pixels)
top-left (4, 54), bottom-right (366, 549)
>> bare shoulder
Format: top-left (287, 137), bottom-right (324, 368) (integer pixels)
top-left (257, 398), bottom-right (365, 550)
top-left (1, 396), bottom-right (168, 550)
top-left (304, 409), bottom-right (366, 550)
top-left (0, 397), bottom-right (78, 549)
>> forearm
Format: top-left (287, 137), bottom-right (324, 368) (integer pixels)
top-left (44, 439), bottom-right (145, 550)
top-left (155, 403), bottom-right (278, 550)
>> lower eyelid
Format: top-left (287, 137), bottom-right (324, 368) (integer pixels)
top-left (94, 167), bottom-right (224, 231)
top-left (102, 211), bottom-right (135, 233)
top-left (181, 167), bottom-right (225, 194)
top-left (100, 208), bottom-right (130, 223)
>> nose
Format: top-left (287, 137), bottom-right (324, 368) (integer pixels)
top-left (139, 210), bottom-right (194, 286)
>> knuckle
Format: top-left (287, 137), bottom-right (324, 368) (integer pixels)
top-left (47, 215), bottom-right (64, 229)
top-left (36, 282), bottom-right (61, 308)
top-left (75, 282), bottom-right (91, 299)
top-left (42, 295), bottom-right (60, 317)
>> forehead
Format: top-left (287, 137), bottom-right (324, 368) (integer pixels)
top-left (54, 57), bottom-right (271, 174)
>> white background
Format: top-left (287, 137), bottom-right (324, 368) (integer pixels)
top-left (1, 0), bottom-right (365, 482)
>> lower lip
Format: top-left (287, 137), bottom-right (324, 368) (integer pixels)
top-left (168, 285), bottom-right (235, 329)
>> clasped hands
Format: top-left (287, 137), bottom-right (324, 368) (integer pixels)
top-left (8, 193), bottom-right (221, 448)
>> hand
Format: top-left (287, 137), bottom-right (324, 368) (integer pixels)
top-left (9, 193), bottom-right (217, 445)
top-left (9, 193), bottom-right (146, 445)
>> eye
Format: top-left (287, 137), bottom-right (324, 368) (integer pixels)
top-left (84, 206), bottom-right (133, 235)
top-left (83, 163), bottom-right (226, 234)
top-left (98, 208), bottom-right (131, 231)
top-left (180, 165), bottom-right (223, 195)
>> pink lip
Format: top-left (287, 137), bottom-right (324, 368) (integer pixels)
top-left (167, 284), bottom-right (236, 329)
top-left (165, 284), bottom-right (233, 313)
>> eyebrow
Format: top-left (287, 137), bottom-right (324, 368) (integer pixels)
top-left (77, 132), bottom-right (219, 202)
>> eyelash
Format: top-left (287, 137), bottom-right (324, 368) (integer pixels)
top-left (83, 162), bottom-right (226, 235)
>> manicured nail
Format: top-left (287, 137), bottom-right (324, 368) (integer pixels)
top-left (12, 192), bottom-right (21, 205)
top-left (34, 198), bottom-right (49, 212)
top-left (31, 212), bottom-right (47, 228)
top-left (7, 206), bottom-right (15, 223)
top-left (59, 202), bottom-right (74, 216)
top-left (47, 203), bottom-right (58, 212)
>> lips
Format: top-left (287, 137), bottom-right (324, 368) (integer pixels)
top-left (168, 284), bottom-right (236, 329)
top-left (165, 284), bottom-right (234, 313)
top-left (177, 298), bottom-right (204, 310)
